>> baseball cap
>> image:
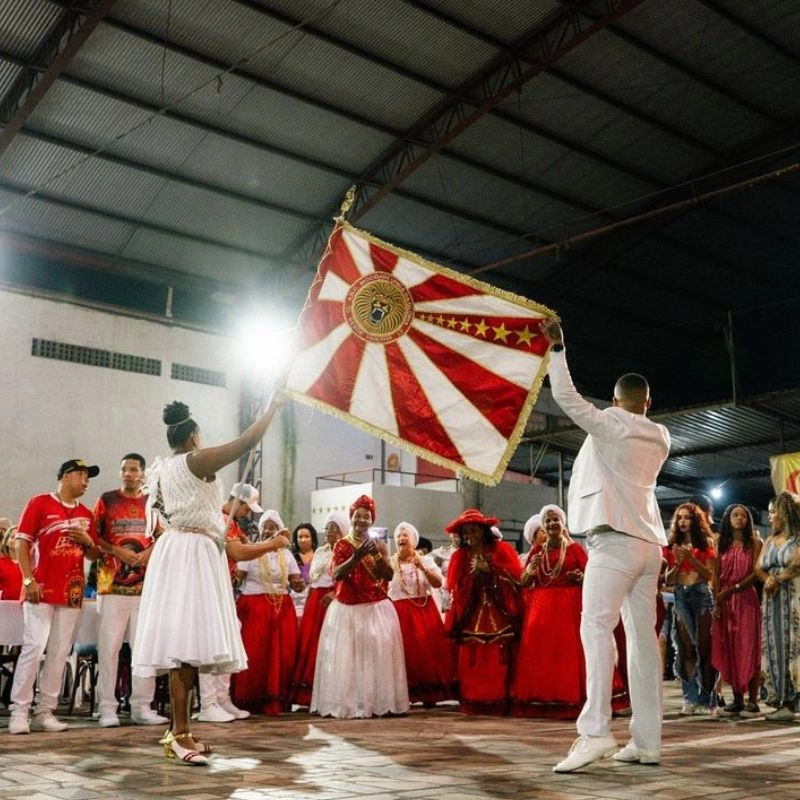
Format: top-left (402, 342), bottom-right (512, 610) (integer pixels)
top-left (57, 459), bottom-right (100, 480)
top-left (229, 482), bottom-right (263, 514)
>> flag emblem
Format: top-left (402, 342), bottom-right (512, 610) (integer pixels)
top-left (345, 272), bottom-right (414, 343)
top-left (285, 221), bottom-right (556, 485)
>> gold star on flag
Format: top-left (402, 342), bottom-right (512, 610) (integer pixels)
top-left (516, 326), bottom-right (534, 347)
top-left (474, 319), bottom-right (489, 337)
top-left (459, 319), bottom-right (472, 332)
top-left (436, 314), bottom-right (445, 326)
top-left (492, 323), bottom-right (510, 342)
top-left (447, 317), bottom-right (458, 329)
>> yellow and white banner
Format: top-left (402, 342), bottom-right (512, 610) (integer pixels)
top-left (770, 452), bottom-right (800, 495)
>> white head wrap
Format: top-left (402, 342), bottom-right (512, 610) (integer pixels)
top-left (258, 509), bottom-right (285, 534)
top-left (523, 514), bottom-right (542, 545)
top-left (539, 504), bottom-right (567, 528)
top-left (490, 525), bottom-right (503, 540)
top-left (324, 510), bottom-right (350, 538)
top-left (394, 521), bottom-right (420, 548)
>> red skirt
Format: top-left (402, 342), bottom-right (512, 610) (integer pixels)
top-left (510, 585), bottom-right (628, 719)
top-left (393, 597), bottom-right (457, 705)
top-left (231, 593), bottom-right (298, 715)
top-left (289, 586), bottom-right (333, 706)
top-left (458, 637), bottom-right (516, 716)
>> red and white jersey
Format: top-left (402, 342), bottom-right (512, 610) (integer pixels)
top-left (94, 490), bottom-right (152, 596)
top-left (16, 492), bottom-right (98, 607)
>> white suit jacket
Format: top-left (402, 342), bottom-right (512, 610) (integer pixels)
top-left (548, 350), bottom-right (671, 545)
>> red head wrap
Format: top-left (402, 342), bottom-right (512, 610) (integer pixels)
top-left (349, 494), bottom-right (376, 521)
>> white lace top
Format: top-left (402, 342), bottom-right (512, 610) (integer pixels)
top-left (157, 454), bottom-right (225, 539)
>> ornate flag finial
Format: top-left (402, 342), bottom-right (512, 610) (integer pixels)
top-left (339, 184), bottom-right (356, 217)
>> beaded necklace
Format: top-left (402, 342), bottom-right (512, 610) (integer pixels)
top-left (393, 553), bottom-right (428, 607)
top-left (538, 538), bottom-right (567, 585)
top-left (257, 548), bottom-right (289, 612)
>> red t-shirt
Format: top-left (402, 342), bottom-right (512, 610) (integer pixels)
top-left (17, 493), bottom-right (98, 607)
top-left (332, 538), bottom-right (388, 605)
top-left (94, 490), bottom-right (152, 596)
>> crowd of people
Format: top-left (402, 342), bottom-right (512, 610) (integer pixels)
top-left (1, 324), bottom-right (798, 774)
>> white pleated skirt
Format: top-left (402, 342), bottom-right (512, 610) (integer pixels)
top-left (132, 528), bottom-right (247, 678)
top-left (310, 598), bottom-right (409, 718)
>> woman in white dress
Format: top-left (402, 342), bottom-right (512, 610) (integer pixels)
top-left (133, 400), bottom-right (288, 765)
top-left (310, 495), bottom-right (409, 718)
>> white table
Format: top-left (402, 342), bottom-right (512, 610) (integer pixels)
top-left (0, 599), bottom-right (99, 645)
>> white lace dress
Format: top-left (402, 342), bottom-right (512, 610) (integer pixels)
top-left (132, 454), bottom-right (247, 677)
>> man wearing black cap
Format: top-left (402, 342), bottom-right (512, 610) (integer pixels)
top-left (8, 459), bottom-right (100, 735)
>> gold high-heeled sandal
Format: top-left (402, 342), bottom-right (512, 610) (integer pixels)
top-left (159, 730), bottom-right (209, 766)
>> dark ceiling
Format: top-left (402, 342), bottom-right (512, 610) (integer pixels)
top-left (2, 0), bottom-right (799, 510)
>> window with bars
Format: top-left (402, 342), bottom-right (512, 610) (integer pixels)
top-left (31, 338), bottom-right (161, 376)
top-left (171, 362), bottom-right (226, 388)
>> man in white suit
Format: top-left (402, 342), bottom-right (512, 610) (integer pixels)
top-left (542, 319), bottom-right (671, 773)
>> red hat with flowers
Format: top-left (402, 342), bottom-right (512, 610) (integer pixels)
top-left (445, 507), bottom-right (499, 534)
top-left (349, 494), bottom-right (377, 521)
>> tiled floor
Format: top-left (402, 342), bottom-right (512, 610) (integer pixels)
top-left (1, 683), bottom-right (800, 800)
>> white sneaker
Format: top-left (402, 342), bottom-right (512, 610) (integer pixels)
top-left (553, 734), bottom-right (617, 773)
top-left (612, 740), bottom-right (660, 764)
top-left (679, 703), bottom-right (695, 715)
top-left (131, 708), bottom-right (169, 726)
top-left (8, 715), bottom-right (30, 735)
top-left (98, 713), bottom-right (120, 728)
top-left (196, 702), bottom-right (235, 723)
top-left (219, 699), bottom-right (250, 720)
top-left (30, 712), bottom-right (68, 732)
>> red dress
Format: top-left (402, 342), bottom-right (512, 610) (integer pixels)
top-left (510, 541), bottom-right (627, 718)
top-left (231, 550), bottom-right (299, 715)
top-left (388, 556), bottom-right (457, 704)
top-left (445, 540), bottom-right (522, 715)
top-left (711, 543), bottom-right (761, 693)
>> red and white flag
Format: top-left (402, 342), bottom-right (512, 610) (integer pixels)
top-left (285, 222), bottom-right (555, 485)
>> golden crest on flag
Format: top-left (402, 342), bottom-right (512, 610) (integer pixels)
top-left (345, 272), bottom-right (414, 344)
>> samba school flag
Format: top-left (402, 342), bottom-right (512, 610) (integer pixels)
top-left (284, 221), bottom-right (556, 485)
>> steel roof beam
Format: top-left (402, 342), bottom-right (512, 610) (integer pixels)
top-left (0, 0), bottom-right (117, 158)
top-left (349, 0), bottom-right (648, 222)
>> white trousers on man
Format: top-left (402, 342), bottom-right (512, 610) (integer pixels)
top-left (96, 594), bottom-right (155, 716)
top-left (10, 603), bottom-right (80, 717)
top-left (577, 532), bottom-right (663, 753)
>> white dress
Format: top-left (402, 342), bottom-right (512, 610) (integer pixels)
top-left (132, 454), bottom-right (247, 677)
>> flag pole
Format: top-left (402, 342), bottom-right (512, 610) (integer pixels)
top-left (226, 373), bottom-right (288, 533)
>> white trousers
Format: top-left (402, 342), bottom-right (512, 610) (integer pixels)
top-left (10, 602), bottom-right (80, 717)
top-left (198, 671), bottom-right (232, 710)
top-left (96, 594), bottom-right (155, 715)
top-left (577, 532), bottom-right (663, 753)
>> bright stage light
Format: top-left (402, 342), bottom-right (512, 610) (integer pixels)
top-left (710, 486), bottom-right (724, 500)
top-left (232, 313), bottom-right (295, 380)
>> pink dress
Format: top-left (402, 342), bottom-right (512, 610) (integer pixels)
top-left (711, 543), bottom-right (761, 694)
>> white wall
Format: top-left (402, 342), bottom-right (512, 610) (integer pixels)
top-left (0, 288), bottom-right (242, 518)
